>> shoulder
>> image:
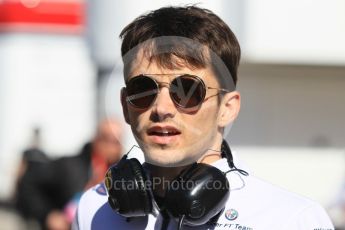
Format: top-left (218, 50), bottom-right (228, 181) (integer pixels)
top-left (79, 183), bottom-right (108, 207)
top-left (73, 183), bottom-right (152, 230)
top-left (248, 175), bottom-right (327, 212)
top-left (74, 183), bottom-right (113, 230)
top-left (224, 172), bottom-right (334, 229)
top-left (213, 158), bottom-right (333, 228)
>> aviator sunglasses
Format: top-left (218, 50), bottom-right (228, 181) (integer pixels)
top-left (125, 74), bottom-right (231, 112)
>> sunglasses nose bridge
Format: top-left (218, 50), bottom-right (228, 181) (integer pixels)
top-left (156, 82), bottom-right (170, 90)
top-left (152, 84), bottom-right (177, 114)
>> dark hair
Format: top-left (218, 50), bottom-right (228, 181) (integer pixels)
top-left (120, 5), bottom-right (241, 87)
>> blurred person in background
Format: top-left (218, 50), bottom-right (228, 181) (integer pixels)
top-left (15, 147), bottom-right (50, 230)
top-left (15, 118), bottom-right (124, 230)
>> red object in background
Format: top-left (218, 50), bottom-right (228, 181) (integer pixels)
top-left (0, 0), bottom-right (85, 34)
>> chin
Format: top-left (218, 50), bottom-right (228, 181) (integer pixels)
top-left (145, 151), bottom-right (195, 167)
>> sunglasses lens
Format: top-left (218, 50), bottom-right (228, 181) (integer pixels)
top-left (126, 76), bottom-right (158, 108)
top-left (171, 75), bottom-right (205, 109)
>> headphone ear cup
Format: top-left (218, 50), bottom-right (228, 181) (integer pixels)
top-left (164, 164), bottom-right (229, 226)
top-left (105, 156), bottom-right (152, 217)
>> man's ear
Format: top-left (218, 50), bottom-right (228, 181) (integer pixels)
top-left (218, 91), bottom-right (241, 127)
top-left (120, 87), bottom-right (130, 124)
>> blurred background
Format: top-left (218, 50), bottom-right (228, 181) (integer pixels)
top-left (0, 0), bottom-right (344, 229)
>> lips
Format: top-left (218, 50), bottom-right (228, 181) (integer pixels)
top-left (147, 126), bottom-right (181, 136)
top-left (146, 125), bottom-right (181, 145)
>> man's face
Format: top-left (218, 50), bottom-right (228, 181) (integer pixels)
top-left (121, 55), bottom-right (231, 167)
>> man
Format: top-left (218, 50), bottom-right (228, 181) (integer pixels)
top-left (16, 119), bottom-right (123, 230)
top-left (74, 6), bottom-right (334, 230)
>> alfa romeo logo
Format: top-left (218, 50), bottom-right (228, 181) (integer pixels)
top-left (225, 209), bottom-right (238, 221)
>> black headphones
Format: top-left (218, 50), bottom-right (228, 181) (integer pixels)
top-left (104, 141), bottom-right (247, 229)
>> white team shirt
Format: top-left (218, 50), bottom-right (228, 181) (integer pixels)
top-left (73, 154), bottom-right (334, 230)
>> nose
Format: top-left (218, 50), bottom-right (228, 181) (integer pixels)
top-left (151, 86), bottom-right (176, 121)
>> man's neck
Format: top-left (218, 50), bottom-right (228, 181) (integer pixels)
top-left (142, 154), bottom-right (222, 197)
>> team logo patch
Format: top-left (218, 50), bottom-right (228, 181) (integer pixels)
top-left (95, 183), bottom-right (107, 196)
top-left (225, 209), bottom-right (238, 221)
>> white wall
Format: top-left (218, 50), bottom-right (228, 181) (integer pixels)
top-left (244, 0), bottom-right (345, 64)
top-left (0, 34), bottom-right (96, 199)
